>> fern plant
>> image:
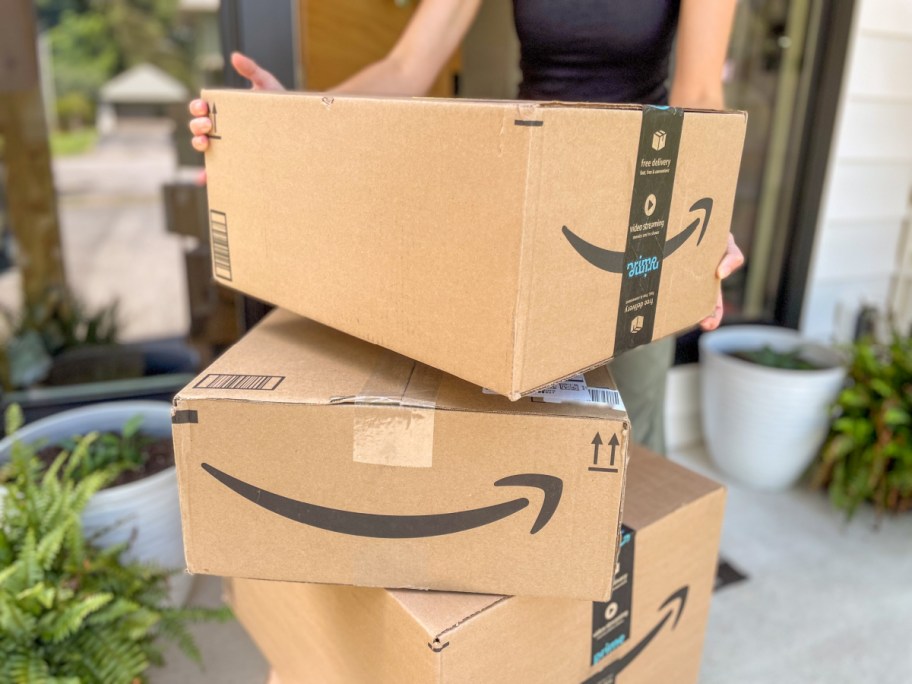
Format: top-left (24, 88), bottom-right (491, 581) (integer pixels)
top-left (54, 414), bottom-right (150, 483)
top-left (0, 405), bottom-right (230, 683)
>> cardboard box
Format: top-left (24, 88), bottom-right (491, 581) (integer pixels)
top-left (200, 89), bottom-right (746, 398)
top-left (173, 310), bottom-right (630, 600)
top-left (228, 445), bottom-right (726, 684)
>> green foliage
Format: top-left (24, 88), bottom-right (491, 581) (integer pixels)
top-left (813, 332), bottom-right (912, 518)
top-left (45, 0), bottom-right (194, 119)
top-left (54, 97), bottom-right (98, 135)
top-left (93, 0), bottom-right (189, 79)
top-left (729, 345), bottom-right (828, 371)
top-left (0, 405), bottom-right (231, 683)
top-left (56, 415), bottom-right (148, 483)
top-left (48, 10), bottom-right (119, 124)
top-left (36, 0), bottom-right (93, 29)
top-left (0, 286), bottom-right (120, 390)
top-left (50, 127), bottom-right (99, 157)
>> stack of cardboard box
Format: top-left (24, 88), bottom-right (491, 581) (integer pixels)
top-left (171, 90), bottom-right (746, 683)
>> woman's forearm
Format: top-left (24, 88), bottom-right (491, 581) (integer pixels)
top-left (332, 0), bottom-right (481, 97)
top-left (669, 0), bottom-right (736, 110)
top-left (332, 55), bottom-right (433, 97)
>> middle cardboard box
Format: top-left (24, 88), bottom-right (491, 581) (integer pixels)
top-left (173, 310), bottom-right (630, 601)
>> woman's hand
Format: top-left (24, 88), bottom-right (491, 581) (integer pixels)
top-left (700, 232), bottom-right (744, 331)
top-left (188, 52), bottom-right (285, 155)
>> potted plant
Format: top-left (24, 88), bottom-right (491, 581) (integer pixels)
top-left (0, 286), bottom-right (198, 424)
top-left (812, 331), bottom-right (912, 518)
top-left (0, 405), bottom-right (228, 683)
top-left (699, 325), bottom-right (846, 490)
top-left (0, 401), bottom-right (190, 605)
top-left (0, 285), bottom-right (142, 390)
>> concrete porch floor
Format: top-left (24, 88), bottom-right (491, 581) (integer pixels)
top-left (151, 442), bottom-right (912, 684)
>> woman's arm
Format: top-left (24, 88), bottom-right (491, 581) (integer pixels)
top-left (190, 0), bottom-right (482, 150)
top-left (669, 0), bottom-right (737, 110)
top-left (668, 0), bottom-right (743, 330)
top-left (337, 0), bottom-right (482, 96)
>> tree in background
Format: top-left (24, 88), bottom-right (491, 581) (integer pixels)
top-left (40, 0), bottom-right (192, 128)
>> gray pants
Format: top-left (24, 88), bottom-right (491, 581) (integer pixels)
top-left (607, 336), bottom-right (674, 455)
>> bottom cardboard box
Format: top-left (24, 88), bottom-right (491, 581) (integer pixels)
top-left (228, 445), bottom-right (725, 684)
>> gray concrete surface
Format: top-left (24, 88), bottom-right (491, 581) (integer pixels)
top-left (673, 445), bottom-right (912, 684)
top-left (150, 575), bottom-right (268, 684)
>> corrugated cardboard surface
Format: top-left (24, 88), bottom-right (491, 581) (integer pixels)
top-left (174, 310), bottom-right (629, 600)
top-left (229, 445), bottom-right (726, 684)
top-left (201, 90), bottom-right (746, 398)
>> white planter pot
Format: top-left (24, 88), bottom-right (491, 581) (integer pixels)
top-left (699, 326), bottom-right (846, 490)
top-left (0, 401), bottom-right (191, 605)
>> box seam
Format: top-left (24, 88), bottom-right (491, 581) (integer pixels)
top-left (510, 104), bottom-right (545, 400)
top-left (433, 595), bottom-right (512, 644)
top-left (602, 423), bottom-right (631, 600)
top-left (170, 398), bottom-right (197, 573)
top-left (201, 89), bottom-right (746, 116)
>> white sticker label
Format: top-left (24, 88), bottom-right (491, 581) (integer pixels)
top-left (484, 376), bottom-right (625, 409)
top-left (533, 374), bottom-right (591, 404)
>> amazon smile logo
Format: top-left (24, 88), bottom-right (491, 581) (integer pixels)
top-left (584, 586), bottom-right (689, 684)
top-left (201, 463), bottom-right (563, 539)
top-left (562, 198), bottom-right (713, 274)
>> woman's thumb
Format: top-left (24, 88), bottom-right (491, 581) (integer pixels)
top-left (230, 52), bottom-right (283, 91)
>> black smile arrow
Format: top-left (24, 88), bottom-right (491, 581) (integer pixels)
top-left (201, 464), bottom-right (563, 539)
top-left (561, 198), bottom-right (714, 274)
top-left (584, 587), bottom-right (689, 684)
top-left (662, 197), bottom-right (712, 257)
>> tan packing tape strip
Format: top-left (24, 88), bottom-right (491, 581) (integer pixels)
top-left (352, 351), bottom-right (441, 468)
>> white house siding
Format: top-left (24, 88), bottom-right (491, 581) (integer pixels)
top-left (802, 0), bottom-right (912, 341)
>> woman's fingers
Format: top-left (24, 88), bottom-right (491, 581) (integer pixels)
top-left (699, 289), bottom-right (724, 331)
top-left (717, 233), bottom-right (745, 279)
top-left (188, 99), bottom-right (212, 152)
top-left (191, 135), bottom-right (209, 152)
top-left (187, 52), bottom-right (283, 159)
top-left (189, 98), bottom-right (209, 117)
top-left (189, 117), bottom-right (212, 136)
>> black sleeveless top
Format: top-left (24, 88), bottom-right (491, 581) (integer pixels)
top-left (513, 0), bottom-right (681, 105)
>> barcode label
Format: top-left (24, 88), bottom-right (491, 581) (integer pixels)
top-left (485, 375), bottom-right (625, 408)
top-left (194, 374), bottom-right (285, 391)
top-left (588, 387), bottom-right (623, 407)
top-left (210, 210), bottom-right (232, 281)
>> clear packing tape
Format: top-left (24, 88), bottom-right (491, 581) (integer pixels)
top-left (330, 350), bottom-right (441, 468)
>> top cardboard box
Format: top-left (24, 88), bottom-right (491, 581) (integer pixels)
top-left (201, 90), bottom-right (746, 398)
